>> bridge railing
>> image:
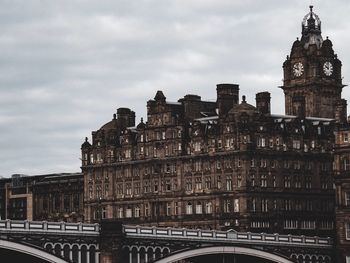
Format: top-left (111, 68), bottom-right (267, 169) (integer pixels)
top-left (123, 225), bottom-right (333, 247)
top-left (0, 220), bottom-right (99, 234)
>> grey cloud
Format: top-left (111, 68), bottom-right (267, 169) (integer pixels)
top-left (0, 0), bottom-right (350, 177)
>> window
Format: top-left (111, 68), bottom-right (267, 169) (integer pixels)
top-left (306, 200), bottom-right (313, 211)
top-left (216, 160), bottom-right (221, 170)
top-left (194, 142), bottom-right (201, 152)
top-left (186, 178), bottom-right (192, 191)
top-left (237, 175), bottom-right (242, 188)
top-left (293, 140), bottom-right (300, 149)
top-left (261, 199), bottom-right (268, 212)
top-left (342, 157), bottom-right (350, 171)
top-left (134, 182), bottom-right (140, 195)
top-left (343, 132), bottom-right (349, 142)
top-left (261, 175), bottom-right (267, 187)
top-left (89, 186), bottom-right (93, 199)
top-left (234, 199), bottom-right (239, 212)
top-left (144, 204), bottom-right (150, 217)
top-left (300, 220), bottom-right (315, 229)
top-left (251, 198), bottom-right (256, 212)
top-left (174, 202), bottom-right (179, 215)
top-left (217, 176), bottom-right (222, 189)
top-left (251, 174), bottom-right (255, 187)
top-left (195, 177), bottom-right (202, 190)
top-left (305, 176), bottom-right (312, 189)
top-left (206, 202), bottom-right (213, 214)
top-left (273, 176), bottom-right (276, 188)
top-left (205, 177), bottom-right (212, 189)
top-left (346, 223), bottom-right (350, 240)
top-left (284, 200), bottom-right (292, 211)
top-left (195, 202), bottom-right (202, 214)
top-left (153, 180), bottom-right (159, 192)
top-left (118, 208), bottom-right (123, 218)
top-left (126, 207), bottom-right (132, 218)
top-left (166, 202), bottom-right (171, 216)
top-left (284, 220), bottom-right (298, 229)
top-left (226, 177), bottom-right (232, 191)
top-left (284, 175), bottom-right (291, 188)
top-left (143, 181), bottom-right (150, 193)
top-left (295, 175), bottom-right (301, 188)
top-left (126, 183), bottom-right (132, 195)
top-left (346, 192), bottom-right (350, 207)
top-left (224, 200), bottom-right (231, 213)
top-left (186, 202), bottom-right (193, 215)
top-left (165, 180), bottom-right (171, 191)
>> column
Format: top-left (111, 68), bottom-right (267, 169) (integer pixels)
top-left (78, 249), bottom-right (81, 263)
top-left (145, 253), bottom-right (148, 263)
top-left (95, 251), bottom-right (100, 263)
top-left (69, 249), bottom-right (73, 261)
top-left (129, 250), bottom-right (132, 263)
top-left (87, 250), bottom-right (90, 263)
top-left (61, 245), bottom-right (64, 258)
top-left (153, 249), bottom-right (156, 260)
top-left (137, 250), bottom-right (140, 263)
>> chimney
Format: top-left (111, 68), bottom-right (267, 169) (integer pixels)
top-left (117, 108), bottom-right (136, 127)
top-left (216, 83), bottom-right (239, 116)
top-left (292, 96), bottom-right (305, 119)
top-left (335, 99), bottom-right (347, 123)
top-left (256, 92), bottom-right (271, 114)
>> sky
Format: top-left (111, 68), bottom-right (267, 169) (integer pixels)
top-left (0, 0), bottom-right (350, 177)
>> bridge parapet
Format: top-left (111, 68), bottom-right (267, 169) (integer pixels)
top-left (123, 225), bottom-right (333, 249)
top-left (0, 219), bottom-right (99, 235)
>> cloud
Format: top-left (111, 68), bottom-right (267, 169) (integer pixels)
top-left (0, 0), bottom-right (350, 177)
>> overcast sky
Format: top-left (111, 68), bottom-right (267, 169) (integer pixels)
top-left (0, 0), bottom-right (349, 177)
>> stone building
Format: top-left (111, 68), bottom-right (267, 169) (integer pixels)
top-left (333, 123), bottom-right (350, 262)
top-left (81, 6), bottom-right (344, 239)
top-left (0, 173), bottom-right (84, 222)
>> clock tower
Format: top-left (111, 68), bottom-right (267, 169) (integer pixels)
top-left (281, 6), bottom-right (345, 119)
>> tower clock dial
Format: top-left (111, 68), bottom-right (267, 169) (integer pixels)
top-left (293, 62), bottom-right (304, 77)
top-left (323, 61), bottom-right (333, 76)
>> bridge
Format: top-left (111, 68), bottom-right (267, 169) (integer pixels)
top-left (0, 220), bottom-right (334, 263)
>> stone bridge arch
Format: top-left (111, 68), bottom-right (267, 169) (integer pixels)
top-left (0, 240), bottom-right (69, 263)
top-left (154, 246), bottom-right (294, 263)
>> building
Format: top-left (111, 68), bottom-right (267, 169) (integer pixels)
top-left (334, 124), bottom-right (350, 262)
top-left (81, 6), bottom-right (343, 239)
top-left (0, 173), bottom-right (84, 222)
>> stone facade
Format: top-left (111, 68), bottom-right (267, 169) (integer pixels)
top-left (0, 173), bottom-right (84, 222)
top-left (334, 124), bottom-right (350, 263)
top-left (81, 6), bottom-right (343, 239)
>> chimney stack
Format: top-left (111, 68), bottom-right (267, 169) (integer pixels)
top-left (216, 83), bottom-right (239, 116)
top-left (256, 92), bottom-right (271, 115)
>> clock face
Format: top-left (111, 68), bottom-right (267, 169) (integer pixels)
top-left (293, 62), bottom-right (304, 77)
top-left (323, 61), bottom-right (333, 76)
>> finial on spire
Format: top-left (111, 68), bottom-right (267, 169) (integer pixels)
top-left (309, 5), bottom-right (313, 12)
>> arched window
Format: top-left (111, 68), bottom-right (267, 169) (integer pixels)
top-left (134, 206), bottom-right (140, 218)
top-left (206, 202), bottom-right (213, 214)
top-left (186, 202), bottom-right (193, 215)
